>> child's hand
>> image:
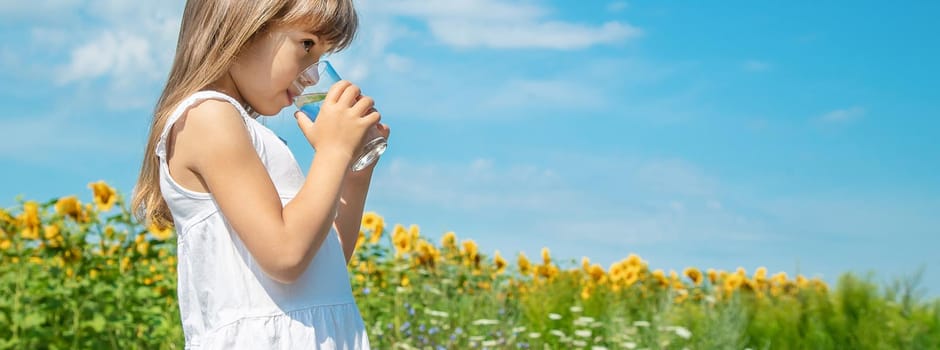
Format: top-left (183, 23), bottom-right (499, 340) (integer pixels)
top-left (294, 81), bottom-right (381, 161)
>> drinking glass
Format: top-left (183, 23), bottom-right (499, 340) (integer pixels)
top-left (292, 60), bottom-right (387, 171)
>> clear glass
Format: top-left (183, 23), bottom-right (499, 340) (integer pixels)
top-left (292, 60), bottom-right (387, 171)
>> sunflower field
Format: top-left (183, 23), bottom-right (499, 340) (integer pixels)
top-left (1, 182), bottom-right (938, 349)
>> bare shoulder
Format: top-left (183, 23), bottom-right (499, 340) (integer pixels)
top-left (171, 98), bottom-right (255, 171)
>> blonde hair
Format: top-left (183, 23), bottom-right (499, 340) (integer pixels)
top-left (132, 0), bottom-right (358, 228)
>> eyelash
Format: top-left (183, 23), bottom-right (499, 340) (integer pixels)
top-left (302, 39), bottom-right (316, 53)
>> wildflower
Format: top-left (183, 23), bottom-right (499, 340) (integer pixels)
top-left (441, 231), bottom-right (457, 251)
top-left (88, 181), bottom-right (118, 211)
top-left (549, 329), bottom-right (565, 337)
top-left (361, 212), bottom-right (384, 243)
top-left (625, 253), bottom-right (643, 267)
top-left (361, 211), bottom-right (380, 229)
top-left (674, 326), bottom-right (692, 339)
top-left (581, 257), bottom-right (591, 272)
top-left (588, 264), bottom-right (605, 282)
top-left (580, 285), bottom-right (592, 300)
top-left (44, 225), bottom-right (63, 248)
top-left (548, 313), bottom-right (562, 320)
top-left (136, 241), bottom-right (150, 256)
top-left (424, 309), bottom-right (449, 318)
top-left (400, 275), bottom-right (410, 287)
top-left (415, 240), bottom-right (440, 268)
top-left (684, 267), bottom-right (703, 286)
top-left (355, 231), bottom-right (365, 250)
top-left (461, 239), bottom-right (478, 257)
top-left (393, 226), bottom-right (412, 257)
top-left (707, 268), bottom-right (718, 285)
top-left (811, 278), bottom-right (828, 292)
top-left (633, 320), bottom-right (650, 327)
top-left (541, 247), bottom-right (551, 265)
top-left (754, 266), bottom-right (768, 280)
top-left (148, 223), bottom-right (174, 240)
top-left (55, 196), bottom-right (82, 219)
top-left (796, 274), bottom-right (809, 288)
top-left (570, 306), bottom-right (583, 313)
top-left (493, 250), bottom-right (507, 275)
top-left (574, 329), bottom-right (592, 338)
top-left (407, 224), bottom-right (420, 242)
top-left (19, 201), bottom-right (41, 240)
top-left (772, 272), bottom-right (789, 286)
top-left (472, 319), bottom-right (499, 326)
top-left (651, 269), bottom-right (668, 287)
top-left (623, 267), bottom-right (640, 287)
top-left (0, 208), bottom-right (12, 224)
top-left (518, 252), bottom-right (532, 275)
top-left (528, 332), bottom-right (541, 339)
top-left (574, 316), bottom-right (595, 326)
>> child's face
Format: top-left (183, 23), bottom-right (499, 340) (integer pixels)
top-left (230, 28), bottom-right (333, 116)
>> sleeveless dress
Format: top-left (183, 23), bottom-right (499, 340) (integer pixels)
top-left (154, 90), bottom-right (371, 349)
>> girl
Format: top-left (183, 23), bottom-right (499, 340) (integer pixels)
top-left (131, 0), bottom-right (387, 348)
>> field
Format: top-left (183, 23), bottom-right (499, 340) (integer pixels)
top-left (1, 182), bottom-right (938, 349)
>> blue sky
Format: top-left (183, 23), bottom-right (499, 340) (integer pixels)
top-left (2, 1), bottom-right (938, 295)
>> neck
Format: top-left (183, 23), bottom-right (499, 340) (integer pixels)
top-left (207, 71), bottom-right (250, 113)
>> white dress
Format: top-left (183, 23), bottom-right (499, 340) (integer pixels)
top-left (155, 90), bottom-right (371, 349)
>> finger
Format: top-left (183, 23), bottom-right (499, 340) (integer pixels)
top-left (338, 84), bottom-right (361, 107)
top-left (360, 109), bottom-right (381, 126)
top-left (294, 110), bottom-right (315, 130)
top-left (352, 96), bottom-right (375, 116)
top-left (326, 80), bottom-right (352, 103)
top-left (379, 123), bottom-right (390, 137)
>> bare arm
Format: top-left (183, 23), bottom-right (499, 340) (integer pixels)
top-left (333, 123), bottom-right (389, 263)
top-left (334, 171), bottom-right (373, 263)
top-left (179, 82), bottom-right (379, 283)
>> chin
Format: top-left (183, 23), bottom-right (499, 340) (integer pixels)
top-left (252, 104), bottom-right (282, 117)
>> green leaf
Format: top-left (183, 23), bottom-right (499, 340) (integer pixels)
top-left (88, 314), bottom-right (106, 332)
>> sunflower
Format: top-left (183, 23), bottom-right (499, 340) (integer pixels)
top-left (440, 231), bottom-right (457, 251)
top-left (684, 267), bottom-right (703, 286)
top-left (493, 251), bottom-right (507, 275)
top-left (88, 181), bottom-right (118, 212)
top-left (517, 252), bottom-right (532, 276)
top-left (148, 223), bottom-right (175, 241)
top-left (19, 201), bottom-right (41, 240)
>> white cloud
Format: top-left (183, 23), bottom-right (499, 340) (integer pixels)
top-left (367, 0), bottom-right (641, 50)
top-left (743, 60), bottom-right (771, 72)
top-left (482, 79), bottom-right (607, 110)
top-left (369, 0), bottom-right (547, 22)
top-left (2, 0), bottom-right (183, 110)
top-left (383, 53), bottom-right (413, 73)
top-left (633, 158), bottom-right (718, 197)
top-left (428, 20), bottom-right (640, 50)
top-left (57, 31), bottom-right (159, 86)
top-left (818, 106), bottom-right (865, 124)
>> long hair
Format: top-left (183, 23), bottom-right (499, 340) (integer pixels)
top-left (132, 0), bottom-right (358, 228)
